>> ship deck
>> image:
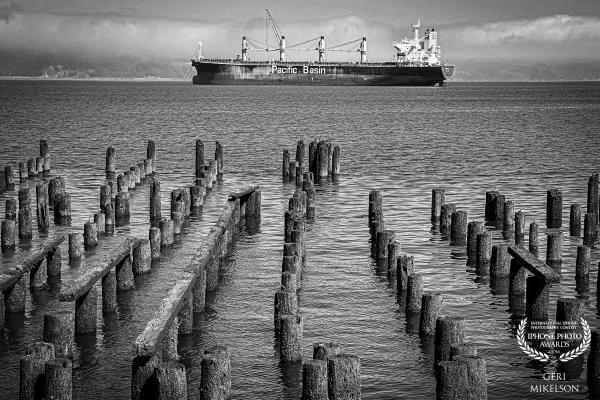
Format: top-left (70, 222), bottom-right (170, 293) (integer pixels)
top-left (192, 59), bottom-right (450, 68)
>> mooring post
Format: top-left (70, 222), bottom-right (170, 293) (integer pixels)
top-left (327, 354), bottom-right (361, 399)
top-left (18, 187), bottom-right (33, 239)
top-left (4, 165), bottom-right (15, 191)
top-left (490, 244), bottom-right (510, 279)
top-left (1, 219), bottom-right (16, 250)
top-left (83, 221), bottom-right (98, 248)
top-left (75, 287), bottom-right (97, 334)
top-left (105, 146), bottom-right (115, 173)
top-left (406, 274), bottom-right (424, 313)
top-left (147, 139), bottom-right (156, 171)
top-left (570, 204), bottom-right (581, 237)
top-left (584, 213), bottom-right (596, 246)
top-left (102, 269), bottom-right (117, 313)
top-left (215, 140), bottom-right (224, 180)
top-left (440, 204), bottom-right (456, 235)
top-left (515, 211), bottom-right (525, 246)
top-left (199, 346), bottom-right (231, 399)
top-left (467, 222), bottom-right (484, 263)
top-left (450, 211), bottom-right (467, 246)
top-left (588, 173), bottom-right (599, 225)
top-left (509, 259), bottom-right (526, 296)
top-left (302, 359), bottom-right (328, 399)
top-left (431, 188), bottom-right (445, 225)
top-left (434, 316), bottom-right (466, 368)
top-left (454, 355), bottom-right (488, 400)
top-left (6, 198), bottom-right (16, 220)
top-left (68, 233), bottom-right (82, 260)
top-left (436, 361), bottom-right (468, 400)
top-left (503, 201), bottom-right (514, 231)
top-left (547, 189), bottom-right (563, 228)
top-left (43, 311), bottom-right (74, 358)
top-left (19, 343), bottom-right (55, 400)
top-left (529, 221), bottom-right (539, 257)
top-left (420, 293), bottom-right (443, 336)
top-left (45, 358), bottom-right (72, 400)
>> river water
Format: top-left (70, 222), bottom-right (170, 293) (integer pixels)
top-left (0, 80), bottom-right (599, 399)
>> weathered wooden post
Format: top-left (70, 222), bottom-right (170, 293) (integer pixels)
top-left (27, 158), bottom-right (36, 177)
top-left (546, 232), bottom-right (563, 266)
top-left (420, 293), bottom-right (443, 335)
top-left (555, 298), bottom-right (584, 348)
top-left (490, 244), bottom-right (510, 278)
top-left (150, 227), bottom-right (161, 259)
top-left (289, 160), bottom-right (298, 182)
top-left (178, 292), bottom-right (193, 335)
top-left (105, 202), bottom-right (115, 233)
top-left (434, 316), bottom-right (465, 367)
top-left (436, 361), bottom-right (468, 400)
top-left (215, 140), bottom-right (224, 180)
top-left (450, 211), bottom-right (467, 246)
top-left (327, 141), bottom-right (333, 176)
top-left (147, 139), bottom-right (156, 170)
top-left (199, 346), bottom-right (231, 400)
top-left (83, 221), bottom-right (98, 248)
top-left (195, 139), bottom-right (205, 179)
top-left (529, 221), bottom-right (539, 257)
top-left (332, 145), bottom-right (340, 180)
top-left (302, 359), bottom-right (328, 400)
top-left (40, 139), bottom-right (51, 171)
top-left (6, 197), bottom-right (16, 220)
top-left (280, 314), bottom-right (303, 361)
top-left (588, 173), bottom-right (599, 225)
top-left (317, 140), bottom-right (328, 181)
top-left (133, 240), bottom-right (151, 274)
top-left (36, 157), bottom-right (44, 174)
top-left (282, 149), bottom-right (290, 180)
top-left (450, 343), bottom-right (477, 360)
top-left (492, 193), bottom-right (505, 223)
top-left (102, 269), bottom-right (117, 313)
top-left (575, 245), bottom-right (590, 291)
top-left (100, 184), bottom-right (111, 213)
top-left (476, 232), bottom-right (492, 267)
top-left (547, 189), bottom-right (563, 228)
top-left (4, 165), bottom-right (15, 190)
top-left (106, 146), bottom-right (116, 173)
top-left (406, 274), bottom-right (424, 313)
top-left (160, 219), bottom-right (174, 247)
top-left (509, 259), bottom-right (526, 296)
top-left (54, 193), bottom-right (72, 224)
top-left (584, 213), bottom-right (596, 246)
top-left (328, 354), bottom-right (361, 400)
top-left (309, 139), bottom-right (317, 177)
top-left (131, 165), bottom-right (141, 185)
top-left (48, 176), bottom-right (65, 207)
top-left (115, 192), bottom-right (130, 220)
top-left (19, 162), bottom-right (26, 181)
top-left (515, 211), bottom-right (525, 246)
top-left (1, 220), bottom-right (16, 250)
top-left (504, 201), bottom-right (515, 231)
top-left (454, 355), bottom-right (488, 400)
top-left (155, 361), bottom-right (187, 399)
top-left (431, 188), bottom-right (445, 224)
top-left (274, 290), bottom-right (298, 334)
top-left (20, 343), bottom-right (55, 400)
top-left (68, 233), bottom-right (82, 260)
top-left (43, 311), bottom-right (74, 358)
top-left (397, 255), bottom-right (414, 297)
top-left (75, 287), bottom-right (97, 334)
top-left (526, 276), bottom-right (549, 322)
top-left (45, 358), bottom-right (72, 400)
top-left (296, 140), bottom-right (306, 166)
top-left (18, 187), bottom-right (33, 239)
top-left (296, 165), bottom-right (304, 188)
top-left (94, 212), bottom-right (105, 235)
top-left (570, 204), bottom-right (581, 237)
top-left (440, 204), bottom-right (456, 235)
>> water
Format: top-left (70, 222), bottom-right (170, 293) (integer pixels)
top-left (1, 80), bottom-right (600, 399)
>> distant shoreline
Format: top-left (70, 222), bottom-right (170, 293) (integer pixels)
top-left (0, 76), bottom-right (183, 82)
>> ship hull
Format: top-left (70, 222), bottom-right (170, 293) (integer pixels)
top-left (191, 61), bottom-right (454, 86)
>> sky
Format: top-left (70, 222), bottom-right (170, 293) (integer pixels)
top-left (1, 0), bottom-right (600, 62)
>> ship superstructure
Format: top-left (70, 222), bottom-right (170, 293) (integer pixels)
top-left (392, 19), bottom-right (442, 66)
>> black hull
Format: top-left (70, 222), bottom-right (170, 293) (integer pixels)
top-left (191, 61), bottom-right (454, 86)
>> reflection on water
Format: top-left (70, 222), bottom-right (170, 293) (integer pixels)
top-left (0, 81), bottom-right (599, 399)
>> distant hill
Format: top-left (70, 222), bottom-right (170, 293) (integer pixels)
top-left (0, 51), bottom-right (190, 79)
top-left (449, 59), bottom-right (600, 82)
top-left (1, 50), bottom-right (599, 81)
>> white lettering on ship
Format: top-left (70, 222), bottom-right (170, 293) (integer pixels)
top-left (271, 65), bottom-right (326, 74)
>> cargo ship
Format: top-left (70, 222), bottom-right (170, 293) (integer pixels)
top-left (191, 10), bottom-right (454, 86)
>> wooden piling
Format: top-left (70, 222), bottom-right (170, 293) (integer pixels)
top-left (547, 189), bottom-right (563, 227)
top-left (192, 269), bottom-right (206, 312)
top-left (526, 277), bottom-right (549, 322)
top-left (274, 290), bottom-right (298, 334)
top-left (160, 219), bottom-right (174, 247)
top-left (155, 361), bottom-right (187, 400)
top-left (47, 247), bottom-right (62, 276)
top-left (177, 292), bottom-right (193, 335)
top-left (529, 221), bottom-right (539, 256)
top-left (280, 314), bottom-right (303, 362)
top-left (296, 165), bottom-right (304, 188)
top-left (515, 211), bottom-right (525, 246)
top-left (1, 220), bottom-right (16, 250)
top-left (132, 354), bottom-right (161, 400)
top-left (555, 298), bottom-right (585, 347)
top-left (420, 293), bottom-right (443, 335)
top-left (588, 173), bottom-right (599, 225)
top-left (30, 258), bottom-right (48, 289)
top-left (302, 359), bottom-right (328, 400)
top-left (94, 213), bottom-right (105, 235)
top-left (504, 201), bottom-right (514, 231)
top-left (83, 221), bottom-right (98, 248)
top-left (332, 145), bottom-right (340, 180)
top-left (584, 212), bottom-right (596, 246)
top-left (406, 274), bottom-right (424, 313)
top-left (436, 361), bottom-right (468, 400)
top-left (431, 188), bottom-right (445, 224)
top-left (589, 330), bottom-right (600, 381)
top-left (492, 194), bottom-right (505, 222)
top-left (397, 255), bottom-right (415, 296)
top-left (150, 227), bottom-right (161, 259)
top-left (45, 358), bottom-right (72, 400)
top-left (387, 241), bottom-right (399, 277)
top-left (105, 146), bottom-right (116, 173)
top-left (105, 202), bottom-right (115, 233)
top-left (454, 355), bottom-right (488, 400)
top-left (100, 184), bottom-right (111, 213)
top-left (147, 139), bottom-right (156, 170)
top-left (102, 269), bottom-right (117, 313)
top-left (48, 176), bottom-right (65, 207)
top-left (19, 344), bottom-right (55, 400)
top-left (490, 244), bottom-right (510, 278)
top-left (115, 192), bottom-right (130, 220)
top-left (117, 173), bottom-right (128, 193)
top-left (36, 157), bottom-right (43, 174)
top-left (133, 239), bottom-right (151, 274)
top-left (317, 140), bottom-right (328, 181)
top-left (43, 153), bottom-right (51, 173)
top-left (450, 211), bottom-right (467, 246)
top-left (199, 346), bottom-right (231, 400)
top-left (36, 183), bottom-right (50, 229)
top-left (195, 139), bottom-right (205, 178)
top-left (296, 140), bottom-right (306, 166)
top-left (117, 253), bottom-right (135, 291)
top-left (54, 193), bottom-right (72, 224)
top-left (476, 233), bottom-right (492, 266)
top-left (509, 259), bottom-right (526, 296)
top-left (467, 222), bottom-right (484, 262)
top-left (450, 343), bottom-right (477, 360)
top-left (6, 197), bottom-right (17, 219)
top-left (327, 354), bottom-right (361, 400)
top-left (308, 140), bottom-right (317, 176)
top-left (190, 185), bottom-right (203, 209)
top-left (4, 165), bottom-right (15, 190)
top-left (27, 158), bottom-right (36, 177)
top-left (434, 316), bottom-right (465, 367)
top-left (440, 204), bottom-right (456, 235)
top-left (68, 233), bottom-right (82, 260)
top-left (4, 273), bottom-right (25, 312)
top-left (19, 162), bottom-right (26, 181)
top-left (18, 187), bottom-right (33, 239)
top-left (575, 245), bottom-right (590, 286)
top-left (43, 311), bottom-right (74, 358)
top-left (282, 149), bottom-right (290, 180)
top-left (570, 204), bottom-right (581, 237)
top-left (215, 141), bottom-right (224, 180)
top-left (75, 287), bottom-right (97, 334)
top-left (546, 232), bottom-right (563, 264)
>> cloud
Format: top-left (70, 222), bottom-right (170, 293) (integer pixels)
top-left (448, 15), bottom-right (600, 47)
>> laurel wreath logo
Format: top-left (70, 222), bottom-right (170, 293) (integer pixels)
top-left (517, 317), bottom-right (591, 364)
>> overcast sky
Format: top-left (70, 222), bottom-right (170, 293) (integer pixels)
top-left (1, 0), bottom-right (600, 61)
